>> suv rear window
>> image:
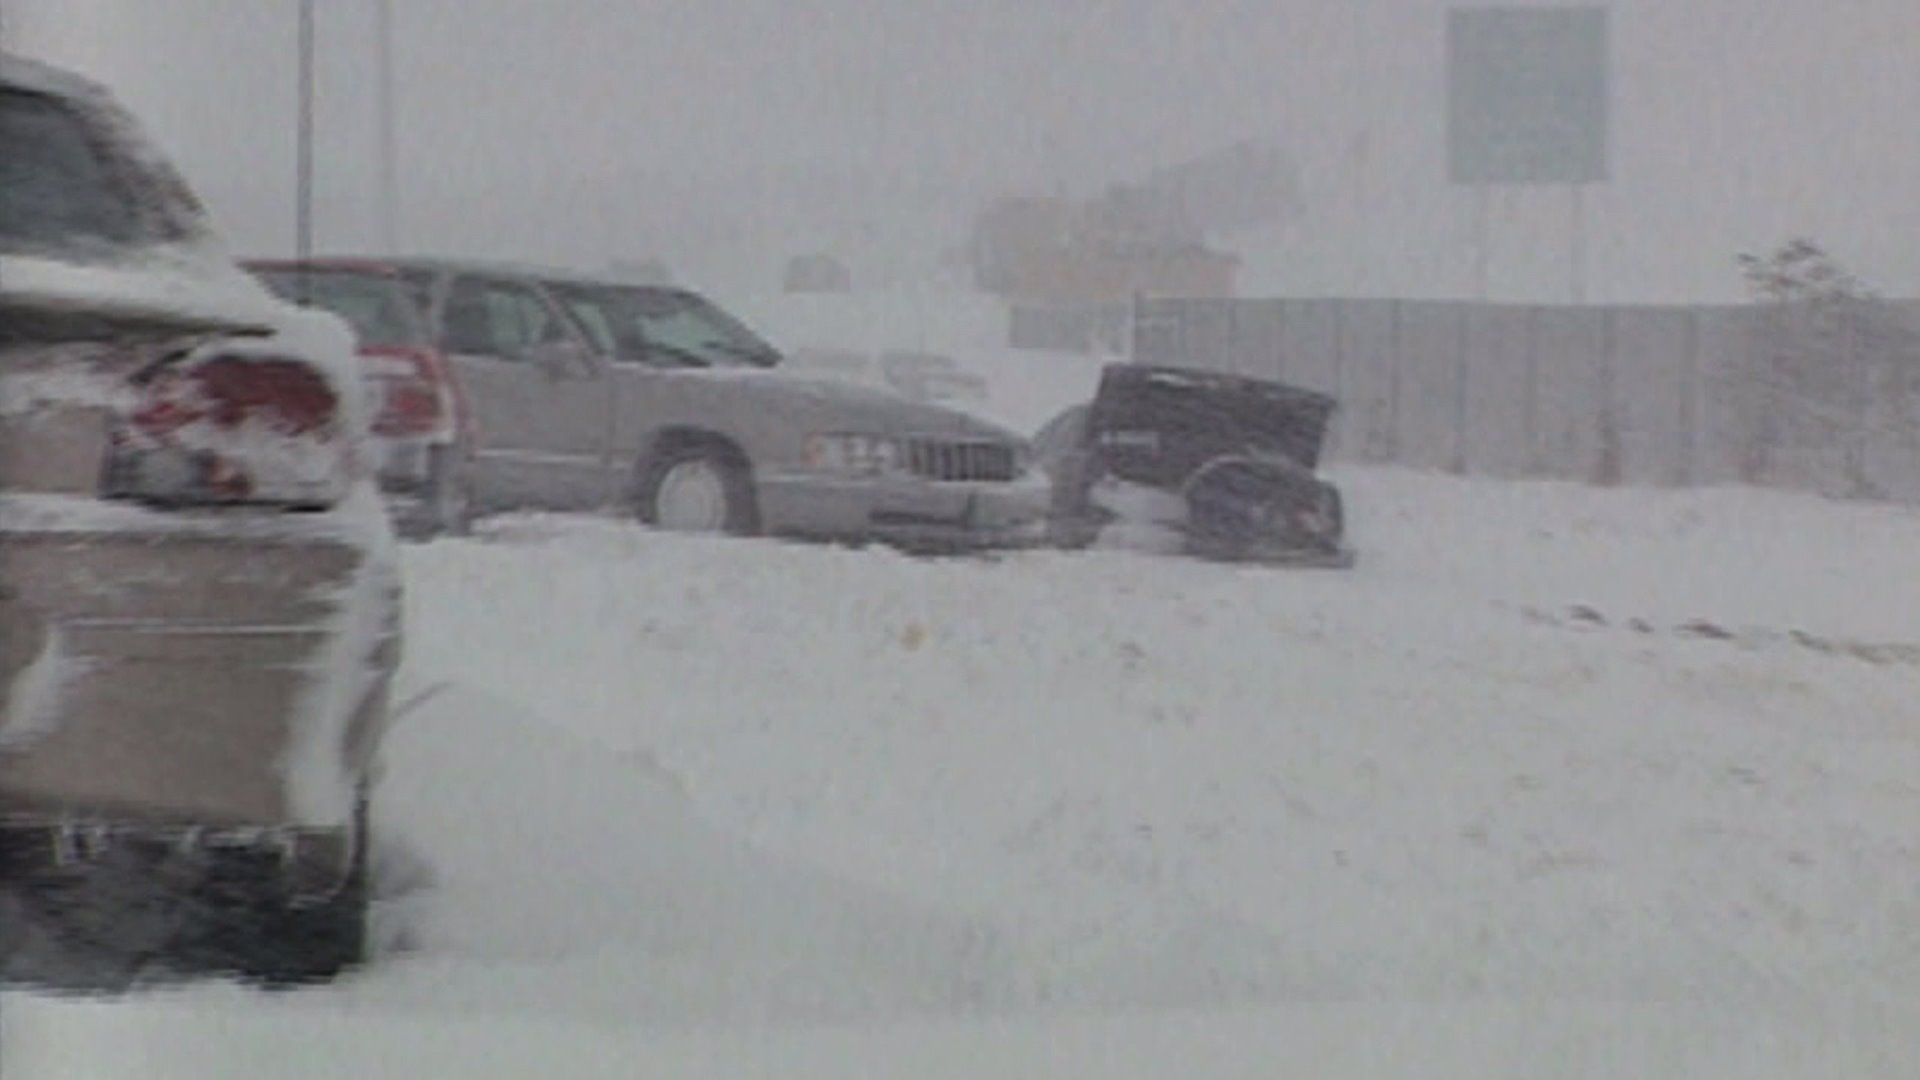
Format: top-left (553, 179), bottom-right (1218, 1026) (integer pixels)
top-left (254, 268), bottom-right (432, 349)
top-left (0, 87), bottom-right (143, 255)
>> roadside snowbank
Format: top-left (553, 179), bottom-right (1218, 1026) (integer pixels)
top-left (380, 469), bottom-right (1917, 1009)
top-left (7, 432), bottom-right (1918, 1074)
top-left (10, 994), bottom-right (1917, 1079)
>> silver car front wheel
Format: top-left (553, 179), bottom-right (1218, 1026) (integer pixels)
top-left (655, 460), bottom-right (730, 531)
top-left (639, 445), bottom-right (757, 535)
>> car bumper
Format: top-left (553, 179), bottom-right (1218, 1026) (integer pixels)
top-left (0, 493), bottom-right (401, 834)
top-left (756, 470), bottom-right (1054, 550)
top-left (0, 814), bottom-right (353, 900)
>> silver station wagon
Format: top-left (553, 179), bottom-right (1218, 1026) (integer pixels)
top-left (260, 258), bottom-right (1052, 551)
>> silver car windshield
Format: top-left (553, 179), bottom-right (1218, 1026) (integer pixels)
top-left (546, 282), bottom-right (779, 369)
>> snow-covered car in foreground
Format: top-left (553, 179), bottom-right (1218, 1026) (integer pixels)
top-left (1034, 363), bottom-right (1355, 567)
top-left (255, 258), bottom-right (1051, 552)
top-left (0, 54), bottom-right (402, 987)
top-left (243, 259), bottom-right (476, 540)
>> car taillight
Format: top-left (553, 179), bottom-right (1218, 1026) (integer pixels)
top-left (102, 352), bottom-right (352, 509)
top-left (360, 345), bottom-right (455, 440)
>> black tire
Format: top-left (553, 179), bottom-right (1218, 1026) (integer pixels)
top-left (1183, 457), bottom-right (1343, 561)
top-left (189, 794), bottom-right (373, 989)
top-left (0, 800), bottom-right (372, 991)
top-left (423, 442), bottom-right (475, 537)
top-left (0, 831), bottom-right (202, 991)
top-left (398, 442), bottom-right (473, 541)
top-left (635, 442), bottom-right (758, 535)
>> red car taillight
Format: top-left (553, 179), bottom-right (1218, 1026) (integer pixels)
top-left (103, 352), bottom-right (353, 509)
top-left (360, 345), bottom-right (456, 440)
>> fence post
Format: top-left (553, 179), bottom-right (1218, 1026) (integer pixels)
top-left (1451, 303), bottom-right (1471, 475)
top-left (1269, 299), bottom-right (1288, 382)
top-left (1330, 300), bottom-right (1347, 463)
top-left (1387, 299), bottom-right (1404, 465)
top-left (1121, 290), bottom-right (1136, 361)
top-left (1677, 309), bottom-right (1699, 487)
top-left (1843, 298), bottom-right (1875, 498)
top-left (1593, 306), bottom-right (1622, 485)
top-left (1523, 305), bottom-right (1541, 476)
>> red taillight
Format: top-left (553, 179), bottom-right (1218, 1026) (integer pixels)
top-left (105, 352), bottom-right (352, 509)
top-left (132, 357), bottom-right (337, 437)
top-left (360, 345), bottom-right (456, 439)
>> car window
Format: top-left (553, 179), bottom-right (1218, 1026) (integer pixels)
top-left (440, 276), bottom-right (566, 358)
top-left (395, 269), bottom-right (440, 322)
top-left (253, 268), bottom-right (430, 348)
top-left (642, 303), bottom-right (748, 367)
top-left (545, 282), bottom-right (778, 369)
top-left (559, 294), bottom-right (618, 354)
top-left (0, 87), bottom-right (143, 254)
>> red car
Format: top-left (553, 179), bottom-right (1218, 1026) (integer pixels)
top-left (244, 259), bottom-right (475, 538)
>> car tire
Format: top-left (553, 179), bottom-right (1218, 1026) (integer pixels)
top-left (277, 792), bottom-right (375, 986)
top-left (1183, 457), bottom-right (1342, 561)
top-left (419, 441), bottom-right (474, 539)
top-left (636, 443), bottom-right (757, 536)
top-left (188, 792), bottom-right (373, 989)
top-left (0, 832), bottom-right (197, 991)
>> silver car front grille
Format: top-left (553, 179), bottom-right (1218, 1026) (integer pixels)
top-left (903, 438), bottom-right (1018, 482)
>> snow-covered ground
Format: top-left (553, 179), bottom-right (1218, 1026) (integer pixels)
top-left (7, 294), bottom-right (1920, 1076)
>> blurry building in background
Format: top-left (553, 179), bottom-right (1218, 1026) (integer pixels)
top-left (782, 252), bottom-right (854, 294)
top-left (971, 141), bottom-right (1301, 352)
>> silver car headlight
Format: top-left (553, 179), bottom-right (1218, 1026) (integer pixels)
top-left (804, 432), bottom-right (907, 475)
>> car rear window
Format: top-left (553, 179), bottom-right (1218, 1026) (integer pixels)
top-left (254, 268), bottom-right (431, 349)
top-left (0, 87), bottom-right (144, 255)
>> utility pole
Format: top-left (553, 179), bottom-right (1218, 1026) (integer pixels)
top-left (296, 0), bottom-right (316, 281)
top-left (374, 0), bottom-right (398, 253)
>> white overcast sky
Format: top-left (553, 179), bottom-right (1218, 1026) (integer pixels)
top-left (7, 0), bottom-right (1918, 302)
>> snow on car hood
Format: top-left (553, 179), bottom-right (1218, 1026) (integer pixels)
top-left (671, 365), bottom-right (1025, 443)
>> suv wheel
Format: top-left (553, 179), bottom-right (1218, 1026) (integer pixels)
top-left (420, 441), bottom-right (474, 538)
top-left (1183, 457), bottom-right (1341, 560)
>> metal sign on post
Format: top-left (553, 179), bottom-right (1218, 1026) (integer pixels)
top-left (375, 0), bottom-right (398, 254)
top-left (1446, 6), bottom-right (1610, 302)
top-left (296, 0), bottom-right (315, 269)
